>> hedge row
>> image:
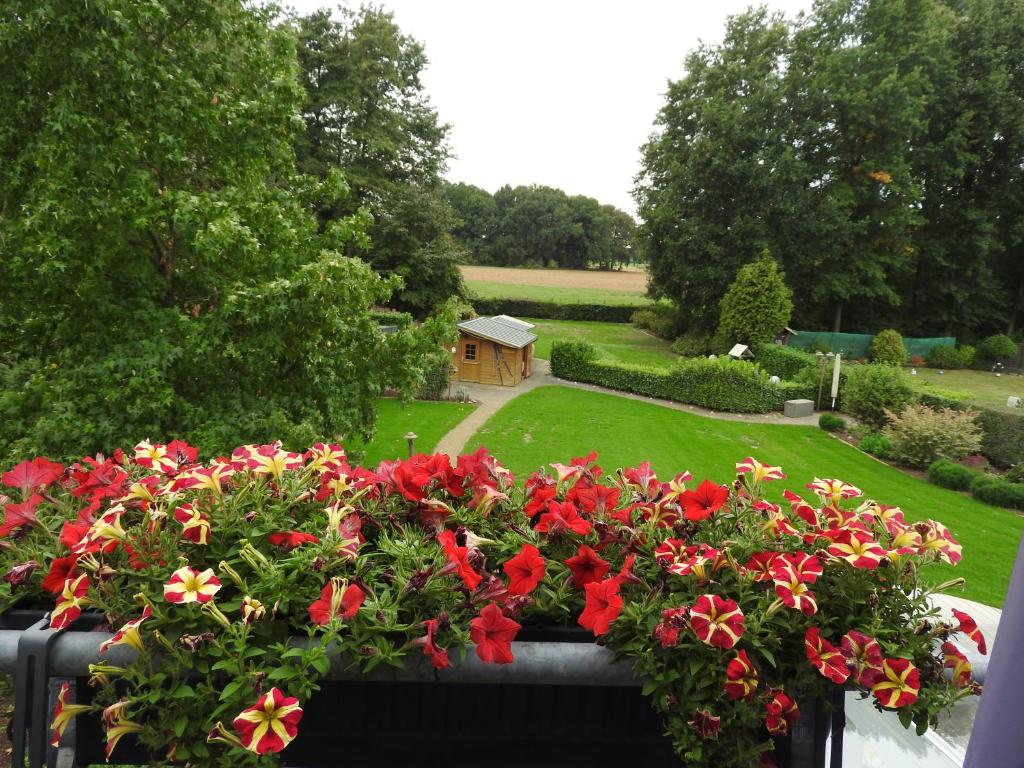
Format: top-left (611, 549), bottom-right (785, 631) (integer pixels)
top-left (755, 344), bottom-right (818, 380)
top-left (470, 297), bottom-right (643, 323)
top-left (550, 340), bottom-right (815, 413)
top-left (926, 459), bottom-right (1024, 509)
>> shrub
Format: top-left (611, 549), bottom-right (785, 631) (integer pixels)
top-left (859, 431), bottom-right (893, 458)
top-left (959, 345), bottom-right (977, 368)
top-left (631, 304), bottom-right (684, 339)
top-left (976, 407), bottom-right (1024, 468)
top-left (756, 344), bottom-right (818, 380)
top-left (870, 329), bottom-right (908, 366)
top-left (471, 297), bottom-right (643, 323)
top-left (1005, 463), bottom-right (1024, 484)
top-left (978, 333), bottom-right (1018, 362)
top-left (927, 459), bottom-right (981, 491)
top-left (925, 345), bottom-right (968, 370)
top-left (416, 350), bottom-right (452, 400)
top-left (841, 365), bottom-right (917, 428)
top-left (550, 339), bottom-right (599, 378)
top-left (883, 404), bottom-right (982, 469)
top-left (671, 333), bottom-right (711, 357)
top-left (819, 413), bottom-right (846, 432)
top-left (970, 475), bottom-right (1024, 510)
top-left (717, 251), bottom-right (793, 348)
top-left (908, 355), bottom-right (926, 367)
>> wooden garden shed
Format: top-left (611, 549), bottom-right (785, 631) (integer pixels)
top-left (452, 316), bottom-right (537, 386)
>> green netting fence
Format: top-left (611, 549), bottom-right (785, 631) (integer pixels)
top-left (788, 331), bottom-right (956, 359)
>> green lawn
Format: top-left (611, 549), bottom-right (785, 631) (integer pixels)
top-left (351, 399), bottom-right (475, 466)
top-left (525, 318), bottom-right (679, 368)
top-left (466, 281), bottom-right (652, 306)
top-left (913, 367), bottom-right (1024, 410)
top-left (466, 386), bottom-right (1024, 607)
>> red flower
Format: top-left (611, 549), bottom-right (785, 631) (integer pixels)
top-left (413, 618), bottom-right (450, 670)
top-left (770, 552), bottom-right (822, 584)
top-left (578, 577), bottom-right (623, 636)
top-left (724, 649), bottom-right (758, 700)
top-left (653, 607), bottom-right (688, 648)
top-left (826, 530), bottom-right (886, 570)
top-left (666, 543), bottom-right (725, 583)
top-left (470, 603), bottom-right (520, 664)
top-left (772, 568), bottom-right (818, 617)
top-left (840, 630), bottom-right (884, 686)
top-left (942, 642), bottom-right (972, 688)
top-left (59, 521), bottom-right (90, 550)
top-left (267, 531), bottom-right (320, 550)
top-left (502, 544), bottom-right (546, 595)
top-left (763, 689), bottom-right (799, 735)
top-left (804, 627), bottom-right (850, 684)
top-left (42, 555), bottom-right (80, 594)
top-left (744, 552), bottom-right (777, 582)
top-left (232, 687), bottom-right (303, 754)
top-left (951, 608), bottom-right (987, 654)
top-left (535, 500), bottom-right (591, 536)
top-left (871, 658), bottom-right (920, 709)
top-left (689, 594), bottom-right (745, 649)
top-left (0, 493), bottom-right (43, 537)
top-left (308, 578), bottom-right (364, 625)
top-left (689, 709), bottom-right (721, 740)
top-left (678, 480), bottom-right (729, 522)
top-left (438, 530), bottom-right (482, 591)
top-left (564, 545), bottom-right (610, 589)
top-left (2, 457), bottom-right (64, 493)
top-left (51, 574), bottom-right (90, 630)
top-left (571, 484), bottom-right (620, 515)
top-left (524, 485), bottom-right (556, 518)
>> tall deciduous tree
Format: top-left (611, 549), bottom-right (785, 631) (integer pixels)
top-left (294, 7), bottom-right (463, 316)
top-left (0, 0), bottom-right (435, 461)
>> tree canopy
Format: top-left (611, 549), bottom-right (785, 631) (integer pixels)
top-left (0, 0), bottom-right (445, 462)
top-left (637, 0), bottom-right (1024, 337)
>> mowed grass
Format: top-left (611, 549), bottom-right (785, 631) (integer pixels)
top-left (913, 367), bottom-right (1024, 410)
top-left (466, 386), bottom-right (1024, 607)
top-left (352, 398), bottom-right (475, 466)
top-left (467, 280), bottom-right (652, 306)
top-left (525, 318), bottom-right (679, 368)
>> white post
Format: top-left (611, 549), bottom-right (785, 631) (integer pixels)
top-left (830, 354), bottom-right (842, 410)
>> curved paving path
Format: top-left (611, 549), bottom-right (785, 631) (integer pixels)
top-left (433, 359), bottom-right (821, 458)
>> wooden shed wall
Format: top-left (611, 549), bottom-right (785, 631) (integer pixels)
top-left (451, 332), bottom-right (530, 386)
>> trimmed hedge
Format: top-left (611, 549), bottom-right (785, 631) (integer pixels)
top-left (915, 384), bottom-right (971, 411)
top-left (976, 408), bottom-right (1024, 468)
top-left (970, 475), bottom-right (1024, 510)
top-left (756, 344), bottom-right (818, 380)
top-left (550, 341), bottom-right (815, 413)
top-left (927, 459), bottom-right (982, 491)
top-left (471, 297), bottom-right (643, 323)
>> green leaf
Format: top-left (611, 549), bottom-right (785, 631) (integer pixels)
top-left (171, 684), bottom-right (195, 699)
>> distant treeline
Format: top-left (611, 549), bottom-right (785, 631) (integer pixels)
top-left (444, 182), bottom-right (637, 270)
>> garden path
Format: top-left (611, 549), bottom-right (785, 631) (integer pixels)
top-left (434, 359), bottom-right (822, 459)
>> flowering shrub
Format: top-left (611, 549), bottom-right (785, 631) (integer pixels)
top-left (883, 404), bottom-right (982, 469)
top-left (0, 443), bottom-right (982, 766)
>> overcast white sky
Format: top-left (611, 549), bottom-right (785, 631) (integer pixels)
top-left (288, 1), bottom-right (812, 215)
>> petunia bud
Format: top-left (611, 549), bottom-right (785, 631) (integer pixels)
top-left (3, 560), bottom-right (39, 588)
top-left (201, 601), bottom-right (232, 629)
top-left (178, 632), bottom-right (215, 652)
top-left (503, 595), bottom-right (534, 617)
top-left (241, 596), bottom-right (265, 626)
top-left (311, 556), bottom-right (325, 572)
top-left (207, 721), bottom-right (245, 749)
top-left (218, 561), bottom-right (247, 590)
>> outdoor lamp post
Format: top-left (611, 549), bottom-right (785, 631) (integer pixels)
top-left (404, 432), bottom-right (417, 458)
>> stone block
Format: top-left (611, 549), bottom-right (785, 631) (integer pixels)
top-left (784, 399), bottom-right (814, 418)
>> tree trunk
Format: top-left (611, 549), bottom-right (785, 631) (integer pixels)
top-left (832, 303), bottom-right (843, 333)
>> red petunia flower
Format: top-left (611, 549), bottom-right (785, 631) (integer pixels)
top-left (524, 485), bottom-right (557, 518)
top-left (438, 529), bottom-right (482, 591)
top-left (942, 642), bottom-right (972, 688)
top-left (163, 567), bottom-right (221, 604)
top-left (763, 689), bottom-right (799, 735)
top-left (770, 552), bottom-right (822, 584)
top-left (666, 543), bottom-right (725, 583)
top-left (535, 500), bottom-right (592, 536)
top-left (724, 649), bottom-right (759, 700)
top-left (470, 603), bottom-right (521, 664)
top-left (59, 521), bottom-right (90, 550)
top-left (804, 627), bottom-right (850, 684)
top-left (2, 457), bottom-right (64, 493)
top-left (871, 658), bottom-right (920, 709)
top-left (653, 607), bottom-right (688, 648)
top-left (826, 530), bottom-right (886, 570)
top-left (502, 544), bottom-right (546, 595)
top-left (744, 552), bottom-right (777, 582)
top-left (267, 531), bottom-right (320, 550)
top-left (689, 594), bottom-right (745, 649)
top-left (51, 574), bottom-right (90, 630)
top-left (174, 504), bottom-right (211, 545)
top-left (689, 709), bottom-right (721, 740)
top-left (42, 555), bottom-right (80, 594)
top-left (308, 578), bottom-right (364, 625)
top-left (840, 630), bottom-right (884, 686)
top-left (413, 618), bottom-right (450, 670)
top-left (571, 484), bottom-right (621, 515)
top-left (564, 545), bottom-right (611, 589)
top-left (951, 608), bottom-right (987, 654)
top-left (232, 687), bottom-right (303, 754)
top-left (578, 577), bottom-right (623, 636)
top-left (678, 480), bottom-right (729, 522)
top-left (0, 493), bottom-right (43, 537)
top-left (772, 568), bottom-right (818, 617)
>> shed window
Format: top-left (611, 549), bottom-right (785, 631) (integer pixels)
top-left (464, 343), bottom-right (477, 361)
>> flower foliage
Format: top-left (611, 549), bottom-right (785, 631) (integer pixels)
top-left (0, 441), bottom-right (981, 767)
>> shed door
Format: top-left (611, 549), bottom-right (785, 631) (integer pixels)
top-left (460, 339), bottom-right (480, 382)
